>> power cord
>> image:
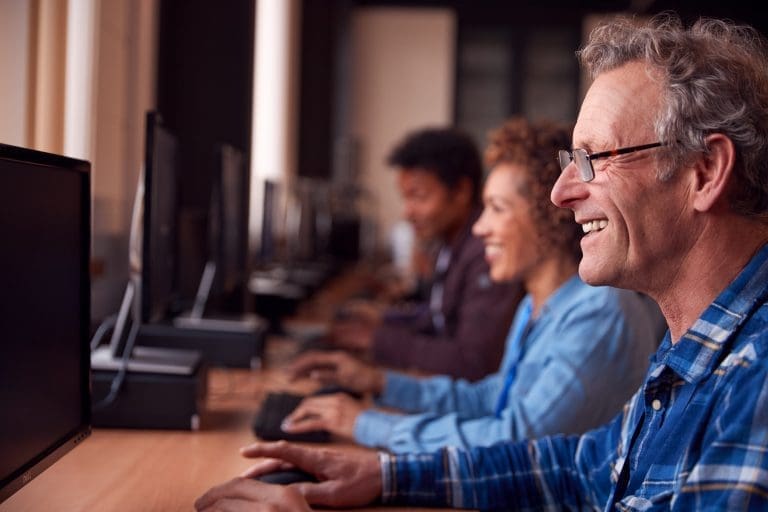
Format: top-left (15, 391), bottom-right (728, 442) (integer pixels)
top-left (89, 314), bottom-right (118, 351)
top-left (91, 321), bottom-right (140, 410)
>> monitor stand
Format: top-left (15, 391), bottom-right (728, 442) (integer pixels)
top-left (147, 261), bottom-right (266, 369)
top-left (173, 260), bottom-right (266, 334)
top-left (90, 281), bottom-right (202, 375)
top-left (91, 345), bottom-right (200, 375)
top-left (248, 273), bottom-right (305, 334)
top-left (90, 282), bottom-right (207, 430)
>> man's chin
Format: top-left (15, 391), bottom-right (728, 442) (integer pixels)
top-left (414, 231), bottom-right (438, 244)
top-left (578, 260), bottom-right (612, 287)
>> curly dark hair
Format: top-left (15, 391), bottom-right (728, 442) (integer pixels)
top-left (386, 127), bottom-right (483, 203)
top-left (484, 117), bottom-right (581, 263)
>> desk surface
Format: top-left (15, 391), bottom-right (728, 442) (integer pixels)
top-left (0, 342), bottom-right (457, 512)
top-left (1, 269), bottom-right (465, 511)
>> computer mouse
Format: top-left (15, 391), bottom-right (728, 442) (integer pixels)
top-left (312, 384), bottom-right (363, 400)
top-left (252, 469), bottom-right (318, 485)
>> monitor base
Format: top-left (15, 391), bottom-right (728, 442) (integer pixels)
top-left (92, 363), bottom-right (207, 430)
top-left (138, 322), bottom-right (266, 369)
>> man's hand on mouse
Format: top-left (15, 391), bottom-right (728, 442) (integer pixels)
top-left (194, 441), bottom-right (383, 510)
top-left (194, 477), bottom-right (312, 512)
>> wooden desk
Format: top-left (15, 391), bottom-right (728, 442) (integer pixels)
top-left (0, 341), bottom-right (456, 512)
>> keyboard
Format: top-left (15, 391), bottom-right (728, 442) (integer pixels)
top-left (251, 392), bottom-right (330, 443)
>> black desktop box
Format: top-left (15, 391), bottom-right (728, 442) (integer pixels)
top-left (91, 364), bottom-right (207, 430)
top-left (137, 323), bottom-right (265, 369)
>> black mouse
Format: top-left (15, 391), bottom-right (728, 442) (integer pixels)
top-left (253, 469), bottom-right (318, 485)
top-left (312, 384), bottom-right (363, 400)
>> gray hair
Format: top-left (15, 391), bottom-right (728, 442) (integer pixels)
top-left (579, 13), bottom-right (768, 219)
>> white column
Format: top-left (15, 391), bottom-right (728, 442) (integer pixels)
top-left (64, 0), bottom-right (99, 160)
top-left (249, 0), bottom-right (301, 255)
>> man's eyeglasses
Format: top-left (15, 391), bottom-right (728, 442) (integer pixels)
top-left (558, 142), bottom-right (665, 182)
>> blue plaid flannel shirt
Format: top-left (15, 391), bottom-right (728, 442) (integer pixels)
top-left (380, 243), bottom-right (768, 511)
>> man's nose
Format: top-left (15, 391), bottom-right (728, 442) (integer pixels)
top-left (551, 162), bottom-right (586, 209)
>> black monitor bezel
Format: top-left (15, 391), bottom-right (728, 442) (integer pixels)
top-left (0, 143), bottom-right (92, 503)
top-left (215, 143), bottom-right (248, 299)
top-left (140, 111), bottom-right (179, 324)
top-left (260, 179), bottom-right (278, 263)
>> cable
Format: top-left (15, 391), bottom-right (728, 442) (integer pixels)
top-left (91, 320), bottom-right (140, 410)
top-left (89, 314), bottom-right (118, 351)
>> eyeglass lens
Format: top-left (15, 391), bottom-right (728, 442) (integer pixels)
top-left (558, 149), bottom-right (594, 182)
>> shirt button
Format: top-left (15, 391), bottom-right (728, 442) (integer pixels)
top-left (651, 399), bottom-right (662, 411)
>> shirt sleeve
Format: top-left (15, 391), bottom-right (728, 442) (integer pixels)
top-left (353, 370), bottom-right (503, 451)
top-left (376, 371), bottom-right (502, 416)
top-left (356, 288), bottom-right (654, 453)
top-left (379, 414), bottom-right (623, 510)
top-left (371, 241), bottom-right (520, 381)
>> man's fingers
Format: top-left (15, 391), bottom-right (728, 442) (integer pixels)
top-left (294, 480), bottom-right (346, 506)
top-left (239, 441), bottom-right (326, 469)
top-left (194, 477), bottom-right (254, 510)
top-left (308, 368), bottom-right (336, 382)
top-left (239, 458), bottom-right (292, 478)
top-left (282, 415), bottom-right (328, 433)
top-left (288, 351), bottom-right (340, 379)
top-left (197, 497), bottom-right (258, 512)
top-left (282, 400), bottom-right (330, 433)
top-left (196, 478), bottom-right (310, 512)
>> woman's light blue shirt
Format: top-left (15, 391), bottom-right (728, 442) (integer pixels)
top-left (354, 275), bottom-right (665, 452)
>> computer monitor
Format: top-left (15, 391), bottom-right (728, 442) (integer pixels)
top-left (217, 144), bottom-right (249, 301)
top-left (137, 111), bottom-right (179, 324)
top-left (206, 143), bottom-right (248, 309)
top-left (0, 143), bottom-right (91, 503)
top-left (260, 179), bottom-right (279, 263)
top-left (186, 144), bottom-right (248, 318)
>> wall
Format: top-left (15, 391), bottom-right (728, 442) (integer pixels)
top-left (350, 7), bottom-right (456, 251)
top-left (0, 0), bottom-right (157, 320)
top-left (90, 0), bottom-right (158, 319)
top-left (0, 0), bottom-right (32, 146)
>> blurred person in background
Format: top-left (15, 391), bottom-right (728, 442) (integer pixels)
top-left (327, 126), bottom-right (523, 381)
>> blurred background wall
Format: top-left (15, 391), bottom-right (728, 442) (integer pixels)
top-left (0, 0), bottom-right (764, 321)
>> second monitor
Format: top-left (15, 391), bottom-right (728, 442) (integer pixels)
top-left (131, 112), bottom-right (265, 368)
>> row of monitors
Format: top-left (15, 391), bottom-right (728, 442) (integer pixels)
top-left (141, 111), bottom-right (250, 324)
top-left (0, 111), bottom-right (251, 502)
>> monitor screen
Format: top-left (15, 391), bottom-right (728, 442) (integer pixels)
top-left (215, 144), bottom-right (248, 298)
top-left (140, 111), bottom-right (179, 324)
top-left (260, 179), bottom-right (278, 263)
top-left (0, 144), bottom-right (91, 503)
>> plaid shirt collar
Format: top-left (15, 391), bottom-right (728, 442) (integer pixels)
top-left (651, 242), bottom-right (768, 385)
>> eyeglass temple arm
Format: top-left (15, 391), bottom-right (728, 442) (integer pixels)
top-left (588, 141), bottom-right (666, 161)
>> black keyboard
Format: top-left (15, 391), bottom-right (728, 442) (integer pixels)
top-left (251, 392), bottom-right (330, 443)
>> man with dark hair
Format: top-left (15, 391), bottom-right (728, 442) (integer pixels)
top-left (331, 126), bottom-right (522, 381)
top-left (386, 127), bottom-right (484, 203)
top-left (196, 14), bottom-right (768, 511)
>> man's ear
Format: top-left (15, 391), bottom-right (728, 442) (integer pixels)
top-left (691, 133), bottom-right (736, 213)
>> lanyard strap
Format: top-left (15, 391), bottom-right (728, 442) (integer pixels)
top-left (429, 246), bottom-right (451, 334)
top-left (493, 301), bottom-right (534, 417)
